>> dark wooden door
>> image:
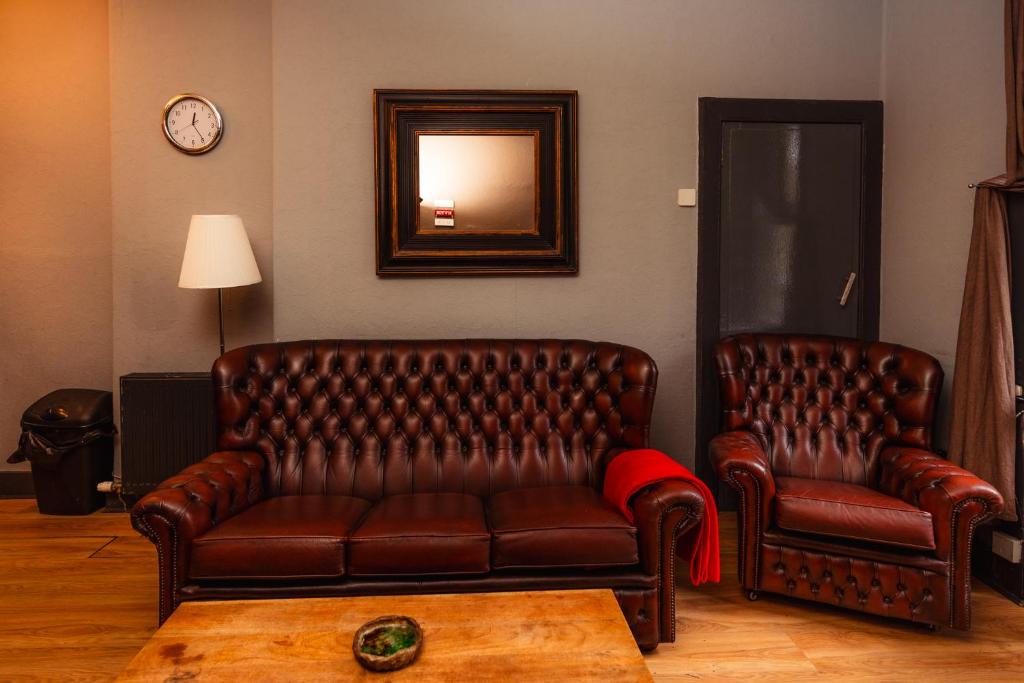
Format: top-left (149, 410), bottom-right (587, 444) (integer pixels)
top-left (695, 98), bottom-right (883, 502)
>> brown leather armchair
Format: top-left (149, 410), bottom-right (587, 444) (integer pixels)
top-left (132, 339), bottom-right (705, 651)
top-left (710, 334), bottom-right (1002, 630)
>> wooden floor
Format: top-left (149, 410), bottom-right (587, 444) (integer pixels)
top-left (0, 500), bottom-right (1022, 681)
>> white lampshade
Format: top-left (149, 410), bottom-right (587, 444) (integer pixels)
top-left (178, 215), bottom-right (262, 289)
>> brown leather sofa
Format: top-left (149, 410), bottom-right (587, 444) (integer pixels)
top-left (710, 333), bottom-right (1003, 630)
top-left (131, 339), bottom-right (706, 650)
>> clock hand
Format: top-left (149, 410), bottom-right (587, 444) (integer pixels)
top-left (191, 123), bottom-right (205, 143)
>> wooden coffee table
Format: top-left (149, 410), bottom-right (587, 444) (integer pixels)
top-left (115, 589), bottom-right (653, 682)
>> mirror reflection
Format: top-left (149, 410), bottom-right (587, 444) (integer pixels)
top-left (417, 134), bottom-right (537, 231)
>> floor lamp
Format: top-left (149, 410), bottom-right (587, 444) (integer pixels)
top-left (178, 214), bottom-right (263, 356)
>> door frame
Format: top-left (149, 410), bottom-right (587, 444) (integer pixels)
top-left (695, 97), bottom-right (883, 504)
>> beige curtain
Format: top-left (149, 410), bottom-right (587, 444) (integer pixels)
top-left (949, 185), bottom-right (1017, 521)
top-left (949, 0), bottom-right (1024, 522)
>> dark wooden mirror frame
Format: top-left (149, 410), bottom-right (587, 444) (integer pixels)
top-left (374, 89), bottom-right (578, 276)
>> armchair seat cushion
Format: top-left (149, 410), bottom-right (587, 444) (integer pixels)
top-left (348, 493), bottom-right (490, 576)
top-left (190, 495), bottom-right (371, 581)
top-left (774, 476), bottom-right (935, 551)
top-left (486, 485), bottom-right (638, 569)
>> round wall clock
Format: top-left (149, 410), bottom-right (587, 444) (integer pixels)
top-left (162, 93), bottom-right (223, 154)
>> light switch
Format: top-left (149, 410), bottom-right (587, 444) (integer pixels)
top-left (677, 189), bottom-right (696, 207)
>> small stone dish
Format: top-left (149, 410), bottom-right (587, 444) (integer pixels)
top-left (352, 615), bottom-right (423, 672)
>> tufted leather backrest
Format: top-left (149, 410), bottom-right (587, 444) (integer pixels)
top-left (212, 339), bottom-right (657, 499)
top-left (714, 334), bottom-right (942, 487)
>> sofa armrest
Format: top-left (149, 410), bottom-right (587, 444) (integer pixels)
top-left (130, 450), bottom-right (265, 622)
top-left (629, 477), bottom-right (705, 643)
top-left (631, 479), bottom-right (706, 574)
top-left (879, 446), bottom-right (1003, 562)
top-left (601, 446), bottom-right (706, 573)
top-left (709, 430), bottom-right (775, 588)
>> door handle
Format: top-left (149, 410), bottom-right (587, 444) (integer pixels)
top-left (838, 272), bottom-right (857, 307)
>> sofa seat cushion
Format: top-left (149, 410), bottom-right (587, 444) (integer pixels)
top-left (486, 485), bottom-right (638, 569)
top-left (190, 495), bottom-right (371, 581)
top-left (348, 493), bottom-right (490, 576)
top-left (774, 476), bottom-right (935, 551)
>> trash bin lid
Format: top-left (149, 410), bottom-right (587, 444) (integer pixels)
top-left (20, 389), bottom-right (113, 430)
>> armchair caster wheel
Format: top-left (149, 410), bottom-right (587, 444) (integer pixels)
top-left (747, 590), bottom-right (759, 601)
top-left (928, 624), bottom-right (941, 633)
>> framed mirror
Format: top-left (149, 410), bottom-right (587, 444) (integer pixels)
top-left (374, 90), bottom-right (578, 275)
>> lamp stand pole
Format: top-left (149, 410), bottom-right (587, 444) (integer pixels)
top-left (217, 287), bottom-right (226, 356)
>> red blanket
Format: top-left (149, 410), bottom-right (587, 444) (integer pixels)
top-left (603, 449), bottom-right (720, 585)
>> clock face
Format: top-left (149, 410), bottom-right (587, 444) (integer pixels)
top-left (162, 94), bottom-right (223, 154)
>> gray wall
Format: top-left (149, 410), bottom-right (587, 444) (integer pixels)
top-left (880, 0), bottom-right (1005, 446)
top-left (109, 0), bottom-right (275, 467)
top-left (272, 0), bottom-right (883, 468)
top-left (0, 0), bottom-right (113, 472)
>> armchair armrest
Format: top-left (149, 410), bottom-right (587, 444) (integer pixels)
top-left (131, 450), bottom-right (265, 623)
top-left (709, 430), bottom-right (775, 588)
top-left (709, 430), bottom-right (775, 518)
top-left (879, 446), bottom-right (1003, 561)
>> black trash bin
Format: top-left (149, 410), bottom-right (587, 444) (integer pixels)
top-left (7, 389), bottom-right (116, 515)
